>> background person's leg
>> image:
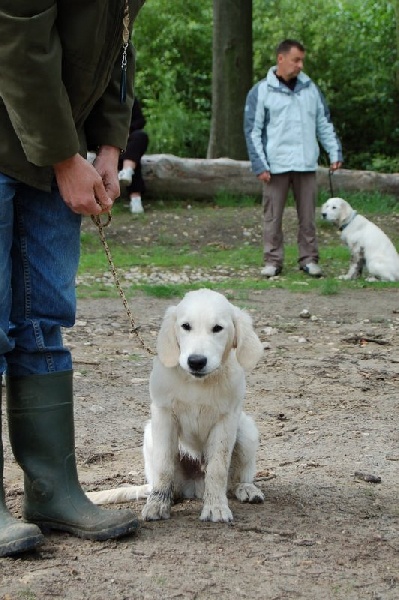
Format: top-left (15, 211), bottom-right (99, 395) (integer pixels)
top-left (292, 172), bottom-right (321, 275)
top-left (118, 129), bottom-right (149, 188)
top-left (123, 130), bottom-right (149, 213)
top-left (262, 173), bottom-right (290, 274)
top-left (124, 130), bottom-right (149, 165)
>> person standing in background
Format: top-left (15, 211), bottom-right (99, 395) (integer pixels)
top-left (0, 0), bottom-right (145, 557)
top-left (244, 39), bottom-right (342, 278)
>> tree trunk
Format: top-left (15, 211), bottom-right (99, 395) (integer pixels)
top-left (141, 154), bottom-right (399, 199)
top-left (207, 0), bottom-right (252, 160)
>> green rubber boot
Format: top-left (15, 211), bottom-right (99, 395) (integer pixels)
top-left (0, 383), bottom-right (44, 557)
top-left (6, 371), bottom-right (139, 541)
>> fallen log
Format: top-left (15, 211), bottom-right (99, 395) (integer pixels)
top-left (141, 154), bottom-right (399, 200)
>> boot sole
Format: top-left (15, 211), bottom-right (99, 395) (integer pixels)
top-left (0, 532), bottom-right (44, 557)
top-left (34, 518), bottom-right (139, 541)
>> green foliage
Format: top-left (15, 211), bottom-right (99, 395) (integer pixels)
top-left (363, 155), bottom-right (399, 174)
top-left (132, 0), bottom-right (399, 170)
top-left (143, 90), bottom-right (210, 157)
top-left (252, 0), bottom-right (399, 168)
top-left (134, 1), bottom-right (212, 156)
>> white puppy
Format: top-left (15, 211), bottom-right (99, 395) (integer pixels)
top-left (87, 288), bottom-right (265, 523)
top-left (321, 197), bottom-right (399, 281)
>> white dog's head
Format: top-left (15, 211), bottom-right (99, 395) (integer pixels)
top-left (321, 197), bottom-right (354, 228)
top-left (156, 288), bottom-right (263, 378)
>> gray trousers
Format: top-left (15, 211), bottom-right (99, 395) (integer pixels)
top-left (262, 171), bottom-right (318, 269)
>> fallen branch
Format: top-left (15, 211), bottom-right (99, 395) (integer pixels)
top-left (141, 154), bottom-right (399, 199)
top-left (342, 334), bottom-right (391, 346)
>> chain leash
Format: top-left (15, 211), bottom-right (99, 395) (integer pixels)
top-left (90, 212), bottom-right (156, 356)
top-left (87, 3), bottom-right (155, 354)
top-left (119, 0), bottom-right (130, 103)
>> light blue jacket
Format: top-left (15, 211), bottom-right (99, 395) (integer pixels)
top-left (244, 67), bottom-right (342, 175)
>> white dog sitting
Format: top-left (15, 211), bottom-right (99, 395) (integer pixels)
top-left (87, 288), bottom-right (265, 523)
top-left (321, 197), bottom-right (399, 281)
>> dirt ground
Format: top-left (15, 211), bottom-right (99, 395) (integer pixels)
top-left (1, 205), bottom-right (399, 599)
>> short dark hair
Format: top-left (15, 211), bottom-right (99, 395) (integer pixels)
top-left (276, 39), bottom-right (305, 56)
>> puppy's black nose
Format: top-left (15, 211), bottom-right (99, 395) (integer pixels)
top-left (188, 354), bottom-right (207, 372)
top-left (322, 212), bottom-right (327, 218)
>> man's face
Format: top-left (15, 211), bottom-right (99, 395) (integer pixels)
top-left (276, 47), bottom-right (305, 81)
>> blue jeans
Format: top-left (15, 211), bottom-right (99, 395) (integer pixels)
top-left (0, 173), bottom-right (81, 376)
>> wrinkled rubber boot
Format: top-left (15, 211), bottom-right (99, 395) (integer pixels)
top-left (0, 384), bottom-right (44, 557)
top-left (6, 371), bottom-right (139, 541)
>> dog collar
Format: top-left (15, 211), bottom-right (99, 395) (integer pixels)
top-left (339, 211), bottom-right (358, 231)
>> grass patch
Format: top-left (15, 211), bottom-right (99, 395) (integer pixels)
top-left (77, 190), bottom-right (399, 299)
top-left (76, 267), bottom-right (399, 301)
top-left (116, 188), bottom-right (399, 215)
top-left (136, 283), bottom-right (195, 298)
top-left (79, 237), bottom-right (262, 271)
top-left (319, 278), bottom-right (340, 296)
top-left (213, 189), bottom-right (260, 208)
top-left (316, 189), bottom-right (399, 214)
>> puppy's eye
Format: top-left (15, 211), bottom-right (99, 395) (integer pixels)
top-left (181, 323), bottom-right (191, 331)
top-left (212, 325), bottom-right (223, 333)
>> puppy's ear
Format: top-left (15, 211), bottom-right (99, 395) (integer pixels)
top-left (156, 306), bottom-right (180, 367)
top-left (338, 199), bottom-right (352, 227)
top-left (233, 308), bottom-right (263, 370)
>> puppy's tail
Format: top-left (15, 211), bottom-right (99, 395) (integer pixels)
top-left (86, 484), bottom-right (152, 505)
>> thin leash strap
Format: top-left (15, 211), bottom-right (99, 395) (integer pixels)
top-left (329, 169), bottom-right (334, 197)
top-left (90, 212), bottom-right (156, 356)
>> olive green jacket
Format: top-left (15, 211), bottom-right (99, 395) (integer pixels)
top-left (0, 0), bottom-right (145, 191)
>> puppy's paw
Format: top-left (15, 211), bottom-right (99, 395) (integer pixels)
top-left (200, 502), bottom-right (233, 523)
top-left (337, 274), bottom-right (352, 280)
top-left (234, 483), bottom-right (264, 504)
top-left (142, 490), bottom-right (172, 521)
